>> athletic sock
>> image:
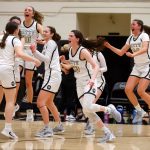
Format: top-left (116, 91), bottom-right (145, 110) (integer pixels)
top-left (5, 123), bottom-right (12, 130)
top-left (135, 104), bottom-right (142, 111)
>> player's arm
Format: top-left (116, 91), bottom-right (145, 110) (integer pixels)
top-left (81, 49), bottom-right (99, 86)
top-left (98, 52), bottom-right (107, 73)
top-left (104, 41), bottom-right (130, 56)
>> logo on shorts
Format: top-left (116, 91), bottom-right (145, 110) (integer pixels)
top-left (92, 88), bottom-right (96, 93)
top-left (11, 81), bottom-right (15, 86)
top-left (47, 85), bottom-right (51, 90)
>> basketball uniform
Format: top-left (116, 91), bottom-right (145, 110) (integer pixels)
top-left (20, 20), bottom-right (39, 70)
top-left (0, 36), bottom-right (21, 88)
top-left (92, 51), bottom-right (107, 92)
top-left (69, 46), bottom-right (97, 100)
top-left (33, 40), bottom-right (62, 93)
top-left (126, 32), bottom-right (150, 79)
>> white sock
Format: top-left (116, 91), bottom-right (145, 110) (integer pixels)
top-left (101, 126), bottom-right (110, 134)
top-left (44, 124), bottom-right (49, 128)
top-left (135, 104), bottom-right (142, 111)
top-left (5, 123), bottom-right (12, 130)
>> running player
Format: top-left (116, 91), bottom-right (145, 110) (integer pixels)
top-left (19, 6), bottom-right (44, 121)
top-left (84, 40), bottom-right (108, 134)
top-left (61, 30), bottom-right (121, 142)
top-left (104, 19), bottom-right (150, 124)
top-left (30, 26), bottom-right (63, 137)
top-left (0, 21), bottom-right (40, 139)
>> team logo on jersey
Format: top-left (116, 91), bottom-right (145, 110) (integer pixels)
top-left (11, 81), bottom-right (15, 86)
top-left (47, 85), bottom-right (51, 90)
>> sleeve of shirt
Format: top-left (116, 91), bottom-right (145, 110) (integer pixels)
top-left (142, 33), bottom-right (150, 41)
top-left (33, 40), bottom-right (57, 63)
top-left (98, 52), bottom-right (107, 73)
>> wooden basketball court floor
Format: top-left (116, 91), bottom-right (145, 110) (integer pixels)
top-left (0, 120), bottom-right (150, 150)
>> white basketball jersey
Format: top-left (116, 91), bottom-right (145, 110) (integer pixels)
top-left (69, 46), bottom-right (91, 79)
top-left (43, 40), bottom-right (61, 72)
top-left (20, 20), bottom-right (39, 47)
top-left (126, 32), bottom-right (150, 64)
top-left (0, 36), bottom-right (21, 66)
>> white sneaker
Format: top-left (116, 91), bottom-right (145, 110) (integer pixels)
top-left (26, 109), bottom-right (34, 122)
top-left (108, 104), bottom-right (122, 123)
top-left (1, 128), bottom-right (18, 139)
top-left (53, 123), bottom-right (65, 134)
top-left (98, 131), bottom-right (116, 143)
top-left (84, 124), bottom-right (95, 135)
top-left (12, 104), bottom-right (20, 118)
top-left (132, 109), bottom-right (146, 124)
top-left (35, 127), bottom-right (53, 137)
top-left (66, 115), bottom-right (76, 121)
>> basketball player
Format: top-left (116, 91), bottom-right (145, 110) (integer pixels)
top-left (61, 30), bottom-right (121, 142)
top-left (0, 21), bottom-right (41, 139)
top-left (0, 16), bottom-right (23, 117)
top-left (20, 6), bottom-right (44, 121)
top-left (84, 43), bottom-right (108, 135)
top-left (104, 19), bottom-right (150, 124)
top-left (30, 26), bottom-right (63, 137)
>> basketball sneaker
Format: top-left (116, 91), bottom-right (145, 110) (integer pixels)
top-left (66, 114), bottom-right (76, 121)
top-left (53, 123), bottom-right (64, 134)
top-left (35, 127), bottom-right (53, 137)
top-left (1, 128), bottom-right (18, 139)
top-left (84, 124), bottom-right (95, 135)
top-left (84, 120), bottom-right (95, 135)
top-left (26, 109), bottom-right (34, 122)
top-left (132, 109), bottom-right (146, 124)
top-left (108, 104), bottom-right (122, 122)
top-left (98, 131), bottom-right (116, 143)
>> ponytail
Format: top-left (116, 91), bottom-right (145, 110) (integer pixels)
top-left (47, 26), bottom-right (61, 42)
top-left (0, 32), bottom-right (9, 49)
top-left (0, 21), bottom-right (18, 49)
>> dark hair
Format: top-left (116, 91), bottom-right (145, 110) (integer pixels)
top-left (9, 16), bottom-right (21, 24)
top-left (9, 16), bottom-right (22, 39)
top-left (143, 25), bottom-right (150, 36)
top-left (71, 30), bottom-right (84, 44)
top-left (0, 22), bottom-right (18, 49)
top-left (47, 26), bottom-right (61, 42)
top-left (71, 30), bottom-right (106, 51)
top-left (133, 19), bottom-right (144, 32)
top-left (29, 6), bottom-right (44, 25)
